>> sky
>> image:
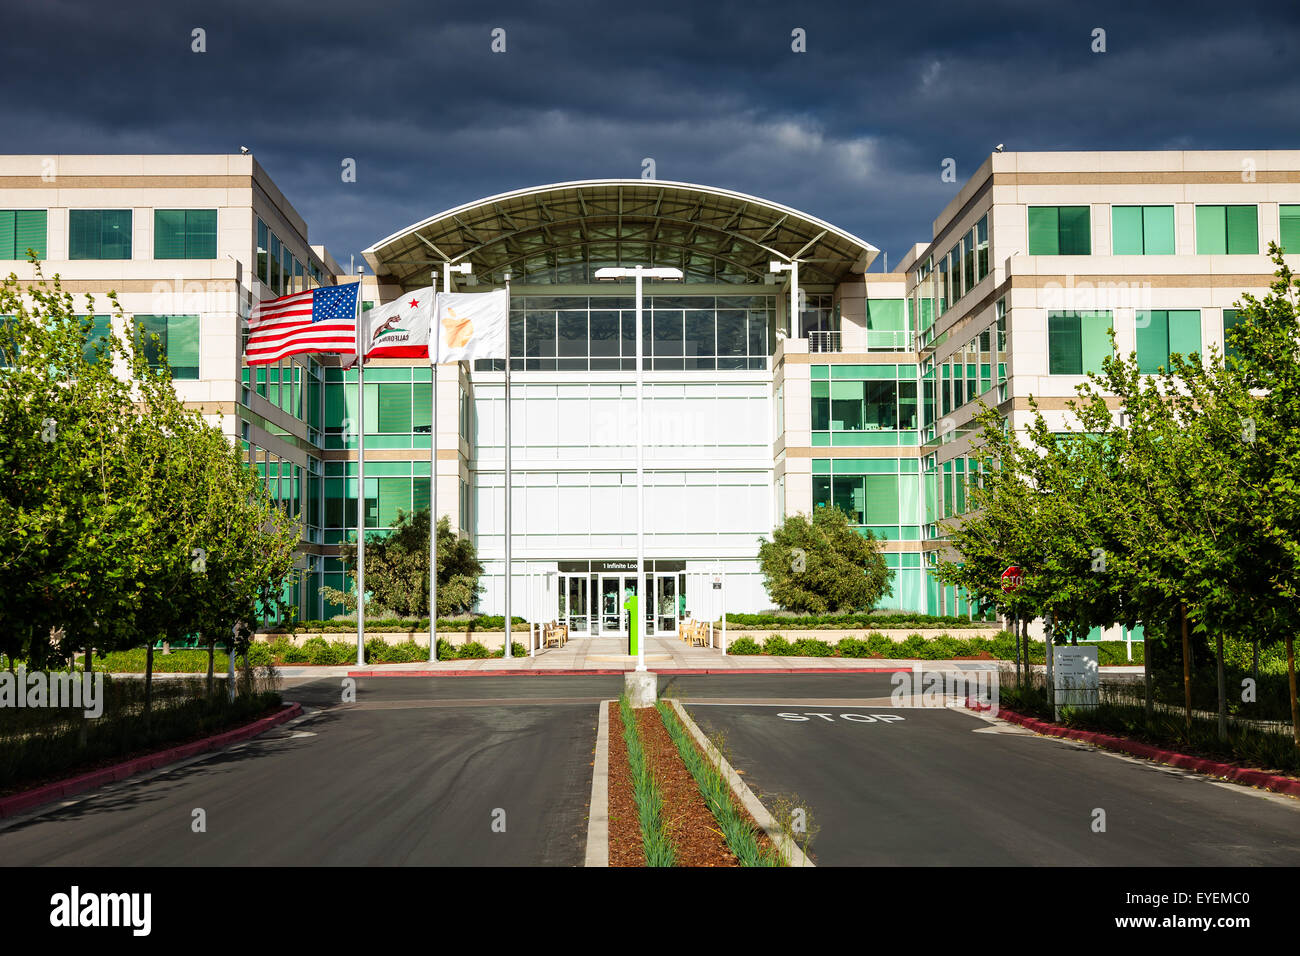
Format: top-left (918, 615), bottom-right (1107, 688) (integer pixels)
top-left (4, 0), bottom-right (1299, 272)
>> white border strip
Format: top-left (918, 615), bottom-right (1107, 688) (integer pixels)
top-left (584, 700), bottom-right (611, 867)
top-left (667, 698), bottom-right (815, 868)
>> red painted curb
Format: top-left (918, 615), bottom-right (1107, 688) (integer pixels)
top-left (971, 702), bottom-right (1300, 798)
top-left (346, 666), bottom-right (913, 678)
top-left (0, 702), bottom-right (303, 819)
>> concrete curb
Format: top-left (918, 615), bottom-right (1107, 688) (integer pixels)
top-left (0, 702), bottom-right (304, 818)
top-left (666, 698), bottom-right (815, 867)
top-left (584, 701), bottom-right (611, 867)
top-left (972, 703), bottom-right (1300, 798)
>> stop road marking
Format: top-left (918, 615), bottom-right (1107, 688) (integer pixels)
top-left (776, 713), bottom-right (906, 723)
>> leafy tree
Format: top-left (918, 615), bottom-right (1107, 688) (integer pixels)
top-left (757, 507), bottom-right (892, 613)
top-left (325, 510), bottom-right (484, 617)
top-left (939, 247), bottom-right (1300, 746)
top-left (0, 263), bottom-right (299, 701)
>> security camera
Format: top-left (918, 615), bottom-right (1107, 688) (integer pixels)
top-left (239, 146), bottom-right (250, 154)
top-left (994, 144), bottom-right (1005, 153)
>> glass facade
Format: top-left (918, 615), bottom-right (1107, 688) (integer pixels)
top-left (810, 364), bottom-right (919, 447)
top-left (474, 294), bottom-right (774, 372)
top-left (812, 457), bottom-right (921, 542)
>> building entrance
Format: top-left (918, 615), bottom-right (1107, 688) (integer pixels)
top-left (557, 560), bottom-right (684, 640)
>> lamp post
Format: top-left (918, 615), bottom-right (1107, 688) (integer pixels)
top-left (594, 265), bottom-right (683, 672)
top-left (430, 260), bottom-right (472, 662)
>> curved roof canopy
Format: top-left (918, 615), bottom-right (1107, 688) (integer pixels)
top-left (363, 179), bottom-right (878, 289)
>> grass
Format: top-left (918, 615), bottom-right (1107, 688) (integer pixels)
top-left (656, 701), bottom-right (783, 866)
top-left (618, 695), bottom-right (676, 867)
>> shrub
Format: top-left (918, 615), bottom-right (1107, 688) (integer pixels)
top-left (435, 638), bottom-right (457, 660)
top-left (457, 641), bottom-right (490, 659)
top-left (835, 636), bottom-right (871, 658)
top-left (726, 637), bottom-right (762, 655)
top-left (790, 638), bottom-right (833, 657)
top-left (245, 642), bottom-right (274, 667)
top-left (762, 635), bottom-right (792, 656)
top-left (490, 642), bottom-right (528, 658)
top-left (866, 633), bottom-right (895, 656)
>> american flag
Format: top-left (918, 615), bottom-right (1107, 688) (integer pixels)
top-left (245, 283), bottom-right (360, 365)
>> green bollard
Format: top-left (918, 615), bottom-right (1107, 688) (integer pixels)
top-left (623, 594), bottom-right (638, 657)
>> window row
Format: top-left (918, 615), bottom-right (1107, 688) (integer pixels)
top-left (0, 208), bottom-right (220, 260)
top-left (1046, 309), bottom-right (1226, 374)
top-left (256, 217), bottom-right (325, 298)
top-left (473, 296), bottom-right (774, 371)
top-left (1029, 203), bottom-right (1300, 257)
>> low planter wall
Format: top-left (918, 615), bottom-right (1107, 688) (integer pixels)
top-left (715, 627), bottom-right (1007, 643)
top-left (258, 626), bottom-right (1009, 649)
top-left (257, 630), bottom-right (515, 651)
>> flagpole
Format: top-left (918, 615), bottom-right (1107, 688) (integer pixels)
top-left (503, 272), bottom-right (513, 659)
top-left (355, 284), bottom-right (367, 667)
top-left (429, 267), bottom-right (439, 662)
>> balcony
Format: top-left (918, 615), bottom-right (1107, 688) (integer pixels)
top-left (807, 329), bottom-right (911, 353)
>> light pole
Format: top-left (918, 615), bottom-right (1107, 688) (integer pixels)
top-left (430, 260), bottom-right (472, 662)
top-left (594, 265), bottom-right (683, 672)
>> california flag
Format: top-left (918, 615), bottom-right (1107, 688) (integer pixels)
top-left (363, 287), bottom-right (433, 359)
top-left (434, 289), bottom-right (508, 364)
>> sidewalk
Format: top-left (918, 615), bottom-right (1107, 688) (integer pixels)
top-left (342, 635), bottom-right (1003, 676)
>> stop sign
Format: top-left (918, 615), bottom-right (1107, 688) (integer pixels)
top-left (1000, 566), bottom-right (1022, 592)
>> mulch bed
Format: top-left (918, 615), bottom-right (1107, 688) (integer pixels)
top-left (607, 702), bottom-right (645, 867)
top-left (634, 706), bottom-right (739, 867)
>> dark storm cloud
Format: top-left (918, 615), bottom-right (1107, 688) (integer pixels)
top-left (4, 0), bottom-right (1299, 270)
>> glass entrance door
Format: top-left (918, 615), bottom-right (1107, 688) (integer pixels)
top-left (599, 576), bottom-right (624, 635)
top-left (655, 574), bottom-right (677, 635)
top-left (562, 575), bottom-right (589, 636)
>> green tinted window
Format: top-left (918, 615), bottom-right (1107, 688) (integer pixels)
top-left (154, 209), bottom-right (217, 259)
top-left (80, 315), bottom-right (113, 364)
top-left (69, 210), bottom-right (132, 259)
top-left (1030, 206), bottom-right (1090, 255)
top-left (1049, 311), bottom-right (1112, 374)
top-left (0, 210), bottom-right (48, 259)
top-left (1196, 205), bottom-right (1257, 254)
top-left (1223, 309), bottom-right (1244, 362)
top-left (1281, 206), bottom-right (1300, 253)
top-left (1113, 206), bottom-right (1174, 255)
top-left (134, 314), bottom-right (200, 379)
top-left (1135, 310), bottom-right (1200, 374)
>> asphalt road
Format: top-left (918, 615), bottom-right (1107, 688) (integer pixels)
top-left (0, 677), bottom-right (616, 866)
top-left (684, 693), bottom-right (1300, 866)
top-left (2, 672), bottom-right (1295, 867)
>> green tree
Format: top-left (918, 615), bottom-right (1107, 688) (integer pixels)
top-left (325, 510), bottom-right (484, 617)
top-left (939, 247), bottom-right (1300, 745)
top-left (757, 507), bottom-right (892, 613)
top-left (0, 263), bottom-right (299, 701)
